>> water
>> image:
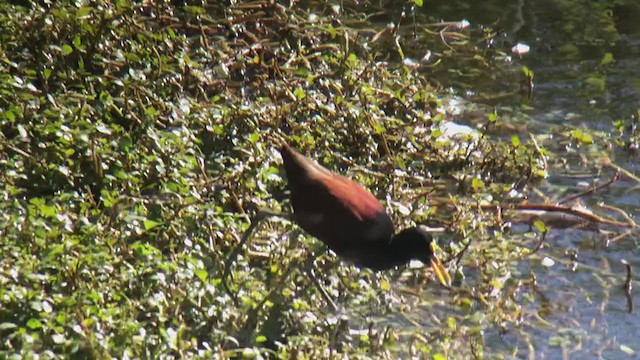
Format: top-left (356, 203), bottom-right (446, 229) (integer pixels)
top-left (405, 1), bottom-right (640, 357)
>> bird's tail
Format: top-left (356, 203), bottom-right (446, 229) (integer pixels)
top-left (277, 142), bottom-right (299, 171)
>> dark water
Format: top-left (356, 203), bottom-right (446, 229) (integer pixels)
top-left (406, 1), bottom-right (640, 358)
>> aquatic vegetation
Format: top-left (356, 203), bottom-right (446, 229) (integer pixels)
top-left (0, 1), bottom-right (636, 358)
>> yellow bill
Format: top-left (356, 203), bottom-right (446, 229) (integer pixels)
top-left (430, 254), bottom-right (452, 288)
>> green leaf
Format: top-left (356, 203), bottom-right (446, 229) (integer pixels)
top-left (471, 177), bottom-right (485, 191)
top-left (77, 6), bottom-right (93, 18)
top-left (581, 133), bottom-right (593, 144)
top-left (447, 316), bottom-right (456, 329)
top-left (114, 170), bottom-right (127, 180)
top-left (533, 220), bottom-right (547, 232)
top-left (4, 110), bottom-right (15, 121)
top-left (346, 53), bottom-right (358, 67)
top-left (62, 44), bottom-right (73, 55)
top-left (143, 219), bottom-right (162, 230)
top-left (27, 318), bottom-right (43, 329)
top-left (73, 35), bottom-right (82, 48)
top-left (521, 65), bottom-right (534, 77)
top-left (185, 5), bottom-right (205, 14)
top-left (412, 0), bottom-right (424, 6)
top-left (601, 52), bottom-right (614, 66)
top-left (194, 269), bottom-right (208, 283)
top-left (295, 66), bottom-right (310, 76)
top-left (584, 76), bottom-right (605, 92)
top-left (570, 129), bottom-right (593, 144)
top-left (326, 24), bottom-right (337, 39)
top-left (101, 189), bottom-right (116, 207)
top-left (40, 203), bottom-right (58, 218)
top-left (52, 333), bottom-right (65, 344)
top-left (145, 106), bottom-right (157, 117)
top-left (17, 124), bottom-right (27, 138)
top-left (511, 135), bottom-right (520, 147)
top-left (433, 353), bottom-right (447, 360)
top-left (293, 87), bottom-right (306, 100)
top-left (256, 335), bottom-right (267, 343)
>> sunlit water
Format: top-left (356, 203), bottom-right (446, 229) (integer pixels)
top-left (376, 0), bottom-right (640, 358)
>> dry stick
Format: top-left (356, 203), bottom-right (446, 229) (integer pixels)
top-left (482, 202), bottom-right (635, 228)
top-left (556, 172), bottom-right (620, 205)
top-left (429, 195), bottom-right (632, 229)
top-left (621, 259), bottom-right (634, 313)
top-left (439, 29), bottom-right (456, 51)
top-left (3, 142), bottom-right (32, 159)
top-left (603, 157), bottom-right (640, 184)
top-left (606, 228), bottom-right (634, 244)
top-left (332, 152), bottom-right (387, 179)
top-left (528, 134), bottom-right (548, 171)
top-left (222, 232), bottom-right (243, 306)
top-left (598, 203), bottom-right (638, 227)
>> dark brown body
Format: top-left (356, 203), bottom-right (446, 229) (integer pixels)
top-left (279, 144), bottom-right (439, 271)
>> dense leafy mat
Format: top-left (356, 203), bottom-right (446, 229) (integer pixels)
top-left (0, 1), bottom-right (552, 358)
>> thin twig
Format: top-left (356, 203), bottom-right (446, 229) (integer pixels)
top-left (513, 230), bottom-right (547, 260)
top-left (441, 229), bottom-right (476, 266)
top-left (598, 202), bottom-right (637, 227)
top-left (528, 134), bottom-right (547, 171)
top-left (603, 157), bottom-right (640, 185)
top-left (439, 29), bottom-right (455, 51)
top-left (332, 152), bottom-right (387, 178)
top-left (4, 143), bottom-right (32, 158)
top-left (606, 228), bottom-right (634, 244)
top-left (557, 172), bottom-right (620, 205)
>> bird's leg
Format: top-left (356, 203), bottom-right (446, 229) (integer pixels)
top-left (223, 208), bottom-right (288, 301)
top-left (306, 259), bottom-right (339, 312)
top-left (296, 243), bottom-right (339, 311)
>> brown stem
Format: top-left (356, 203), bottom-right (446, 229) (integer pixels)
top-left (482, 202), bottom-right (635, 228)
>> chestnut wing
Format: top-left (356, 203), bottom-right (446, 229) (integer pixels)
top-left (290, 173), bottom-right (393, 252)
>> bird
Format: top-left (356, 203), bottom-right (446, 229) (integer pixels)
top-left (279, 143), bottom-right (451, 284)
top-left (223, 143), bottom-right (451, 293)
